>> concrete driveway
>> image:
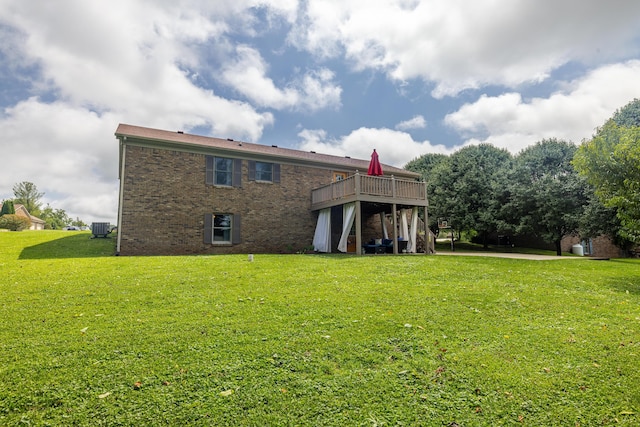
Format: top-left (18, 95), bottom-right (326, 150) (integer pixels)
top-left (433, 251), bottom-right (584, 260)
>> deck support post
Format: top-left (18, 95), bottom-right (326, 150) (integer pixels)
top-left (392, 203), bottom-right (398, 255)
top-left (424, 185), bottom-right (431, 255)
top-left (355, 200), bottom-right (362, 255)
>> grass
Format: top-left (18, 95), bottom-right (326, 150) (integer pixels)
top-left (1, 231), bottom-right (639, 426)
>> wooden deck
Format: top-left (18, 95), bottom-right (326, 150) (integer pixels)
top-left (311, 173), bottom-right (428, 211)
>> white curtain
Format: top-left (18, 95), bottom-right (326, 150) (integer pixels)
top-left (399, 209), bottom-right (409, 241)
top-left (312, 208), bottom-right (331, 252)
top-left (380, 212), bottom-right (389, 239)
top-left (338, 203), bottom-right (356, 253)
top-left (407, 207), bottom-right (419, 253)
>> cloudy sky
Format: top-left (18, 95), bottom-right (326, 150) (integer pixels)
top-left (1, 1), bottom-right (640, 223)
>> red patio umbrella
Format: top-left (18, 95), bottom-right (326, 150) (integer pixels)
top-left (367, 149), bottom-right (383, 176)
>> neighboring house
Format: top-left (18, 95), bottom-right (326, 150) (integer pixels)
top-left (0, 203), bottom-right (46, 230)
top-left (115, 124), bottom-right (430, 256)
top-left (561, 234), bottom-right (626, 258)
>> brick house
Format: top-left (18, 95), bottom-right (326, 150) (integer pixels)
top-left (0, 203), bottom-right (45, 230)
top-left (561, 234), bottom-right (626, 258)
top-left (115, 124), bottom-right (430, 256)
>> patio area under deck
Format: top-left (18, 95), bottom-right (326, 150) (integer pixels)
top-left (311, 173), bottom-right (429, 255)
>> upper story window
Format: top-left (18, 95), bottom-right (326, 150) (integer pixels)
top-left (333, 172), bottom-right (347, 182)
top-left (255, 162), bottom-right (273, 182)
top-left (206, 156), bottom-right (242, 187)
top-left (248, 160), bottom-right (280, 183)
top-left (215, 158), bottom-right (233, 186)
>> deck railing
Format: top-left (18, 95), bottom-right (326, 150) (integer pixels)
top-left (311, 173), bottom-right (427, 206)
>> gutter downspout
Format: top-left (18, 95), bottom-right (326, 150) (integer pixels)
top-left (116, 137), bottom-right (126, 255)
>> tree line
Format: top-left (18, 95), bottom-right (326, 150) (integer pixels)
top-left (1, 182), bottom-right (86, 230)
top-left (405, 99), bottom-right (640, 255)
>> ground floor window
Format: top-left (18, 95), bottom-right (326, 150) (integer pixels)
top-left (213, 214), bottom-right (232, 242)
top-left (204, 213), bottom-right (241, 245)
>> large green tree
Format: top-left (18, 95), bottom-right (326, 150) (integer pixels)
top-left (405, 153), bottom-right (448, 234)
top-left (579, 189), bottom-right (630, 249)
top-left (574, 121), bottom-right (640, 242)
top-left (507, 139), bottom-right (588, 255)
top-left (429, 144), bottom-right (512, 248)
top-left (404, 153), bottom-right (448, 181)
top-left (12, 181), bottom-right (44, 216)
top-left (611, 98), bottom-right (640, 127)
top-left (39, 204), bottom-right (72, 230)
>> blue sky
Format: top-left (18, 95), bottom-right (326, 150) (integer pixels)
top-left (1, 0), bottom-right (640, 223)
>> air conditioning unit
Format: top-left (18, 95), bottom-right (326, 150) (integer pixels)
top-left (91, 222), bottom-right (111, 238)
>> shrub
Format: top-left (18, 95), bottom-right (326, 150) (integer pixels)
top-left (0, 214), bottom-right (31, 231)
top-left (0, 200), bottom-right (16, 216)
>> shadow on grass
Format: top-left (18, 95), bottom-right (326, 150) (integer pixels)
top-left (19, 232), bottom-right (117, 259)
top-left (603, 260), bottom-right (640, 295)
top-left (610, 278), bottom-right (640, 295)
top-left (434, 241), bottom-right (562, 256)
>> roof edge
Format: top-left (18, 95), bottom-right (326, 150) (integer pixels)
top-left (115, 123), bottom-right (420, 179)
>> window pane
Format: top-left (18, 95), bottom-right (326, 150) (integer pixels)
top-left (213, 228), bottom-right (231, 242)
top-left (216, 158), bottom-right (232, 171)
top-left (214, 214), bottom-right (231, 227)
top-left (212, 214), bottom-right (232, 242)
top-left (215, 158), bottom-right (233, 186)
top-left (255, 162), bottom-right (273, 182)
top-left (216, 171), bottom-right (232, 186)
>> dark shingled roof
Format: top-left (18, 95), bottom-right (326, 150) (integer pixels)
top-left (115, 124), bottom-right (419, 178)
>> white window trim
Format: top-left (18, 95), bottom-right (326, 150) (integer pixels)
top-left (212, 213), bottom-right (233, 245)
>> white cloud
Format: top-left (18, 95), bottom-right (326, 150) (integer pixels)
top-left (0, 98), bottom-right (120, 222)
top-left (0, 0), bottom-right (296, 223)
top-left (444, 60), bottom-right (640, 153)
top-left (221, 46), bottom-right (299, 108)
top-left (297, 68), bottom-right (342, 111)
top-left (298, 126), bottom-right (454, 167)
top-left (396, 115), bottom-right (426, 131)
top-left (0, 1), bottom-right (283, 138)
top-left (290, 0), bottom-right (640, 97)
top-left (221, 46), bottom-right (341, 111)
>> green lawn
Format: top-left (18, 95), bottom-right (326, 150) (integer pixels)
top-left (1, 231), bottom-right (639, 426)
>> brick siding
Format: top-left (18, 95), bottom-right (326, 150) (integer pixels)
top-left (561, 234), bottom-right (625, 258)
top-left (119, 145), bottom-right (337, 255)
